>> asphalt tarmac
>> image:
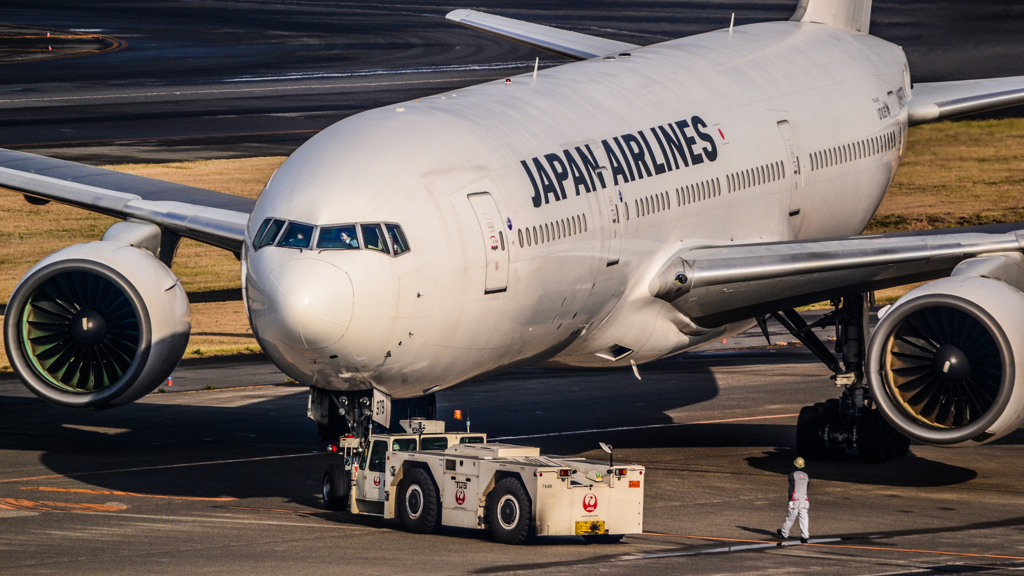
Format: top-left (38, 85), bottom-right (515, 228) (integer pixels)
top-left (1, 1), bottom-right (1022, 164)
top-left (4, 324), bottom-right (1024, 575)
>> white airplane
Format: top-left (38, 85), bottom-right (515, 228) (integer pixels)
top-left (3, 0), bottom-right (1024, 463)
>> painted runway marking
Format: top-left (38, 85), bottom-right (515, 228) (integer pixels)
top-left (493, 413), bottom-right (799, 440)
top-left (0, 452), bottom-right (323, 483)
top-left (217, 505), bottom-right (340, 514)
top-left (640, 532), bottom-right (1024, 562)
top-left (20, 487), bottom-right (236, 502)
top-left (0, 498), bottom-right (126, 513)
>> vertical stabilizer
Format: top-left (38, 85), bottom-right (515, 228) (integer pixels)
top-left (792, 0), bottom-right (871, 33)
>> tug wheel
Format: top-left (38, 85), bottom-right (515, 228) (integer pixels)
top-left (322, 463), bottom-right (348, 511)
top-left (397, 467), bottom-right (439, 534)
top-left (486, 477), bottom-right (532, 545)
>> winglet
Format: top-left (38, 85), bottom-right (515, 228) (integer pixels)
top-left (446, 9), bottom-right (640, 61)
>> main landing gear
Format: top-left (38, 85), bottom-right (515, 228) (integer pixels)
top-left (763, 294), bottom-right (911, 463)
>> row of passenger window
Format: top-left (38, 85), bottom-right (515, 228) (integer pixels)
top-left (252, 218), bottom-right (410, 256)
top-left (728, 161), bottom-right (785, 194)
top-left (518, 213), bottom-right (588, 248)
top-left (810, 129), bottom-right (899, 172)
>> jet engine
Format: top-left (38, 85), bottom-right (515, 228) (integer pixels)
top-left (4, 241), bottom-right (190, 409)
top-left (866, 275), bottom-right (1024, 447)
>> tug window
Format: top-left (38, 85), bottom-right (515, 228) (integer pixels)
top-left (460, 436), bottom-right (485, 444)
top-left (256, 219), bottom-right (285, 250)
top-left (386, 224), bottom-right (410, 256)
top-left (361, 223), bottom-right (388, 254)
top-left (420, 437), bottom-right (449, 451)
top-left (317, 224), bottom-right (360, 249)
top-left (368, 440), bottom-right (387, 472)
top-left (392, 438), bottom-right (418, 451)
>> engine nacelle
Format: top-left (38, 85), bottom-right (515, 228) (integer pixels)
top-left (4, 242), bottom-right (190, 409)
top-left (867, 275), bottom-right (1024, 447)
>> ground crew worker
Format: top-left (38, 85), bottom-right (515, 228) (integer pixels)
top-left (776, 457), bottom-right (809, 544)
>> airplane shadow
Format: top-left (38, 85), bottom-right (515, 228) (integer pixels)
top-left (0, 348), bottom-right (977, 505)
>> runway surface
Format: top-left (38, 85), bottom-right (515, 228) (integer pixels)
top-left (4, 328), bottom-right (1024, 574)
top-left (1, 1), bottom-right (1022, 164)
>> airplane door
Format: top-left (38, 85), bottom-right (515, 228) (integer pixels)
top-left (467, 192), bottom-right (509, 294)
top-left (601, 188), bottom-right (621, 266)
top-left (357, 438), bottom-right (387, 502)
top-left (777, 120), bottom-right (803, 233)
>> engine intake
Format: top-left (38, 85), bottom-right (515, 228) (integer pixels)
top-left (4, 242), bottom-right (190, 409)
top-left (867, 276), bottom-right (1024, 446)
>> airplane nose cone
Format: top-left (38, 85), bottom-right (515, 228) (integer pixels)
top-left (267, 259), bottom-right (353, 350)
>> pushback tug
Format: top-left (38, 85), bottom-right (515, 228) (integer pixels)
top-left (321, 418), bottom-right (645, 544)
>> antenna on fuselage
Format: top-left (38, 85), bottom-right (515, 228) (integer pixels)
top-left (533, 57), bottom-right (539, 79)
top-left (729, 13), bottom-right (735, 35)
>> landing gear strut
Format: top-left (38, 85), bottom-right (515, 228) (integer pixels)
top-left (770, 294), bottom-right (911, 463)
top-left (310, 388), bottom-right (436, 445)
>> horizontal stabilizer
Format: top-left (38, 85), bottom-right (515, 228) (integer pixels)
top-left (909, 76), bottom-right (1024, 126)
top-left (446, 9), bottom-right (640, 61)
top-left (0, 148), bottom-right (252, 252)
top-left (792, 0), bottom-right (871, 33)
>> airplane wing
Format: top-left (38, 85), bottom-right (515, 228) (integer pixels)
top-left (0, 148), bottom-right (253, 253)
top-left (446, 9), bottom-right (640, 61)
top-left (649, 223), bottom-right (1024, 327)
top-left (909, 76), bottom-right (1024, 126)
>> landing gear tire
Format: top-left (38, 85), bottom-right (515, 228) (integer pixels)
top-left (322, 462), bottom-right (348, 511)
top-left (317, 406), bottom-right (350, 443)
top-left (796, 403), bottom-right (827, 460)
top-left (858, 409), bottom-right (888, 463)
top-left (884, 420), bottom-right (912, 458)
top-left (397, 467), bottom-right (439, 534)
top-left (486, 477), bottom-right (533, 545)
top-left (583, 534), bottom-right (624, 544)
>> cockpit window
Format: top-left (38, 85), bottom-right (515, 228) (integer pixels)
top-left (256, 219), bottom-right (285, 250)
top-left (277, 222), bottom-right (314, 249)
top-left (386, 224), bottom-right (410, 256)
top-left (361, 223), bottom-right (388, 254)
top-left (252, 219), bottom-right (272, 249)
top-left (317, 225), bottom-right (360, 250)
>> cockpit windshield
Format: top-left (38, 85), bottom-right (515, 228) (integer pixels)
top-left (386, 224), bottom-right (410, 256)
top-left (277, 222), bottom-right (314, 249)
top-left (255, 219), bottom-right (285, 250)
top-left (361, 223), bottom-right (388, 254)
top-left (317, 225), bottom-right (360, 249)
top-left (251, 218), bottom-right (410, 256)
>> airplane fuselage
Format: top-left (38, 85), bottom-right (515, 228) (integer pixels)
top-left (243, 20), bottom-right (909, 399)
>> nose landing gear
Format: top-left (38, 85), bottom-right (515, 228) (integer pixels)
top-left (309, 387), bottom-right (436, 444)
top-left (772, 294), bottom-right (912, 463)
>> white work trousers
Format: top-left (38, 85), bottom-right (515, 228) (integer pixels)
top-left (780, 500), bottom-right (809, 539)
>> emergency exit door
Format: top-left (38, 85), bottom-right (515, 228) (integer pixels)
top-left (467, 192), bottom-right (509, 294)
top-left (777, 120), bottom-right (803, 231)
